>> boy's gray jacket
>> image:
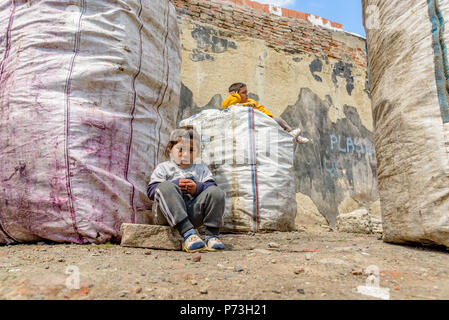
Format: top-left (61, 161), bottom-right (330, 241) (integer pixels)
top-left (147, 161), bottom-right (216, 200)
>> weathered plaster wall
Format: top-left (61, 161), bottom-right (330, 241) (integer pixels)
top-left (173, 0), bottom-right (379, 227)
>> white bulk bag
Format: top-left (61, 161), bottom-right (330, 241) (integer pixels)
top-left (181, 106), bottom-right (297, 233)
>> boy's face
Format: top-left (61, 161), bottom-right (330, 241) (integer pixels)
top-left (237, 86), bottom-right (248, 103)
top-left (171, 138), bottom-right (196, 168)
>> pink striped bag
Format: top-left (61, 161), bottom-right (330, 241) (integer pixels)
top-left (0, 0), bottom-right (180, 243)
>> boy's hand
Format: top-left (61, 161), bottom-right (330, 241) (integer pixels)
top-left (179, 179), bottom-right (197, 196)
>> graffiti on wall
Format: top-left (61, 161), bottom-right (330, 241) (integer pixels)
top-left (281, 87), bottom-right (377, 226)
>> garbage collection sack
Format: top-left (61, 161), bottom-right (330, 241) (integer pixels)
top-left (180, 106), bottom-right (297, 233)
top-left (363, 0), bottom-right (449, 246)
top-left (0, 0), bottom-right (181, 244)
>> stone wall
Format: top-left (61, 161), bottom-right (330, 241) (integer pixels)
top-left (173, 0), bottom-right (379, 227)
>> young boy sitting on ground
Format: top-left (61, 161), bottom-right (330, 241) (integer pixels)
top-left (147, 128), bottom-right (226, 253)
top-left (221, 82), bottom-right (310, 144)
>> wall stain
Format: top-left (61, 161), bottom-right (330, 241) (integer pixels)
top-left (281, 87), bottom-right (378, 226)
top-left (176, 83), bottom-right (222, 126)
top-left (332, 60), bottom-right (355, 96)
top-left (309, 58), bottom-right (323, 82)
top-left (189, 24), bottom-right (237, 62)
top-left (189, 48), bottom-right (214, 62)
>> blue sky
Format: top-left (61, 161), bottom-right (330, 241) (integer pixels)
top-left (257, 0), bottom-right (365, 37)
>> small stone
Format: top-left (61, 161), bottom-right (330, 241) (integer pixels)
top-left (271, 259), bottom-right (277, 264)
top-left (118, 291), bottom-right (128, 297)
top-left (200, 288), bottom-right (208, 294)
top-left (352, 270), bottom-right (363, 276)
top-left (217, 264), bottom-right (224, 270)
top-left (294, 268), bottom-right (305, 275)
top-left (37, 242), bottom-right (45, 245)
top-left (144, 251), bottom-right (152, 255)
top-left (44, 266), bottom-right (49, 269)
top-left (268, 242), bottom-right (280, 249)
top-left (234, 266), bottom-right (244, 272)
top-left (297, 288), bottom-right (305, 294)
top-left (125, 251), bottom-right (132, 255)
top-left (141, 272), bottom-right (147, 277)
top-left (191, 279), bottom-right (198, 285)
top-left (192, 253), bottom-right (201, 263)
top-left (133, 287), bottom-right (142, 294)
top-left (272, 289), bottom-right (281, 294)
top-left (57, 258), bottom-right (65, 263)
top-left (305, 253), bottom-right (313, 260)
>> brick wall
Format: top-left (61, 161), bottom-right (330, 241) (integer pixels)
top-left (173, 0), bottom-right (366, 69)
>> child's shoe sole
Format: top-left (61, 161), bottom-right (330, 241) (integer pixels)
top-left (182, 243), bottom-right (205, 253)
top-left (205, 246), bottom-right (225, 252)
top-left (205, 237), bottom-right (226, 251)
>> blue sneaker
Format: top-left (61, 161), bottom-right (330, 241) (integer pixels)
top-left (205, 236), bottom-right (226, 251)
top-left (182, 230), bottom-right (206, 253)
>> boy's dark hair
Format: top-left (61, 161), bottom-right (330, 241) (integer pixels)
top-left (165, 127), bottom-right (201, 158)
top-left (228, 82), bottom-right (246, 93)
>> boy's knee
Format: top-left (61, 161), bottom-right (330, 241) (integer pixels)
top-left (204, 186), bottom-right (225, 202)
top-left (157, 181), bottom-right (180, 194)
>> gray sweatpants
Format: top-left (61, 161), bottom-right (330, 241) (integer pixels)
top-left (154, 181), bottom-right (225, 237)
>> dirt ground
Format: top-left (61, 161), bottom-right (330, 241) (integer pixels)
top-left (1, 220), bottom-right (448, 301)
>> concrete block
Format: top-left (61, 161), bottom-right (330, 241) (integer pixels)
top-left (120, 224), bottom-right (182, 251)
top-left (336, 209), bottom-right (384, 234)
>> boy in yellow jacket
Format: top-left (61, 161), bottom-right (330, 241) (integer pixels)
top-left (222, 83), bottom-right (310, 144)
